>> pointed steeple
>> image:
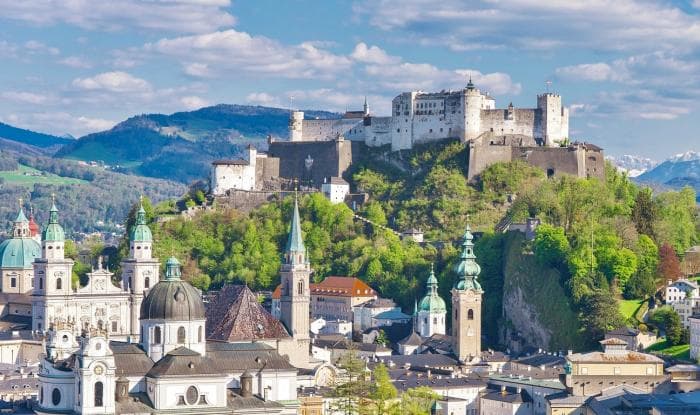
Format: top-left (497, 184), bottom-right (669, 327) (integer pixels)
top-left (15, 199), bottom-right (28, 223)
top-left (285, 196), bottom-right (305, 264)
top-left (363, 96), bottom-right (369, 116)
top-left (454, 224), bottom-right (482, 291)
top-left (12, 199), bottom-right (30, 238)
top-left (130, 199), bottom-right (152, 243)
top-left (42, 195), bottom-right (65, 242)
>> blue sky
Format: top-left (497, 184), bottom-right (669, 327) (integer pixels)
top-left (0, 0), bottom-right (699, 159)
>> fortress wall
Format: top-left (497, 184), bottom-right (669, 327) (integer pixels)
top-left (480, 109), bottom-right (538, 138)
top-left (411, 113), bottom-right (461, 145)
top-left (256, 157), bottom-right (280, 184)
top-left (302, 119), bottom-right (364, 141)
top-left (267, 140), bottom-right (355, 186)
top-left (365, 116), bottom-right (392, 147)
top-left (584, 149), bottom-right (605, 180)
top-left (467, 142), bottom-right (513, 180)
top-left (513, 146), bottom-right (585, 178)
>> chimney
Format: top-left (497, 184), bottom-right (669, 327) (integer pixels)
top-left (240, 370), bottom-right (253, 398)
top-left (115, 377), bottom-right (129, 402)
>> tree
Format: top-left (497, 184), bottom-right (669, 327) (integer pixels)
top-left (632, 188), bottom-right (656, 238)
top-left (331, 351), bottom-right (371, 415)
top-left (658, 242), bottom-right (683, 282)
top-left (580, 289), bottom-right (625, 340)
top-left (397, 387), bottom-right (438, 415)
top-left (649, 306), bottom-right (684, 345)
top-left (533, 224), bottom-right (570, 268)
top-left (367, 364), bottom-right (397, 415)
top-left (374, 330), bottom-right (389, 347)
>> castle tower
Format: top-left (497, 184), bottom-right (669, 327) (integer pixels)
top-left (451, 224), bottom-right (483, 363)
top-left (32, 199), bottom-right (74, 332)
top-left (417, 264), bottom-right (446, 337)
top-left (120, 201), bottom-right (160, 339)
top-left (75, 332), bottom-right (117, 415)
top-left (464, 78), bottom-right (484, 141)
top-left (279, 196), bottom-right (311, 345)
top-left (289, 110), bottom-right (304, 141)
top-left (537, 92), bottom-right (566, 146)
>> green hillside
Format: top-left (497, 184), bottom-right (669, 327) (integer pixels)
top-left (0, 122), bottom-right (72, 148)
top-left (0, 164), bottom-right (87, 187)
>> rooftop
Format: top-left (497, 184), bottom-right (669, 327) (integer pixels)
top-left (567, 350), bottom-right (663, 364)
top-left (212, 159), bottom-right (249, 166)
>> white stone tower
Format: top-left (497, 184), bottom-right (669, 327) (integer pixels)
top-left (451, 225), bottom-right (483, 363)
top-left (537, 92), bottom-right (566, 146)
top-left (464, 78), bottom-right (483, 141)
top-left (75, 332), bottom-right (117, 415)
top-left (33, 199), bottom-right (75, 332)
top-left (279, 196), bottom-right (311, 346)
top-left (417, 264), bottom-right (446, 337)
top-left (120, 201), bottom-right (160, 339)
top-left (289, 110), bottom-right (304, 141)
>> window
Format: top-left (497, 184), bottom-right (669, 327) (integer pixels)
top-left (56, 278), bottom-right (62, 290)
top-left (614, 367), bottom-right (621, 375)
top-left (198, 326), bottom-right (203, 343)
top-left (111, 321), bottom-right (118, 333)
top-left (467, 309), bottom-right (474, 320)
top-left (646, 367), bottom-right (654, 375)
top-left (433, 317), bottom-right (437, 324)
top-left (581, 367), bottom-right (588, 375)
top-left (94, 382), bottom-right (103, 407)
top-left (145, 277), bottom-right (150, 289)
top-left (178, 326), bottom-right (186, 343)
top-left (52, 388), bottom-right (61, 406)
top-left (153, 326), bottom-right (161, 344)
top-left (40, 387), bottom-right (43, 404)
top-left (297, 280), bottom-right (304, 295)
top-left (10, 277), bottom-right (16, 288)
top-left (186, 386), bottom-right (199, 405)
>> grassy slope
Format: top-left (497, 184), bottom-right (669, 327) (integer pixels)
top-left (502, 232), bottom-right (584, 350)
top-left (619, 299), bottom-right (644, 322)
top-left (0, 164), bottom-right (87, 187)
top-left (647, 340), bottom-right (690, 360)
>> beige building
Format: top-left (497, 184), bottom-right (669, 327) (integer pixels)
top-left (563, 338), bottom-right (665, 397)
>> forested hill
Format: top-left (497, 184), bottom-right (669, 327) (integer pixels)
top-left (55, 105), bottom-right (340, 183)
top-left (131, 139), bottom-right (698, 351)
top-left (0, 121), bottom-right (73, 150)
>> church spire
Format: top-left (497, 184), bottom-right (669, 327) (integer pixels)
top-left (43, 195), bottom-right (65, 242)
top-left (454, 224), bottom-right (482, 291)
top-left (285, 196), bottom-right (306, 264)
top-left (363, 96), bottom-right (369, 116)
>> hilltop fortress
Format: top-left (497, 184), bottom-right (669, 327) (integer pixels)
top-left (212, 81), bottom-right (604, 199)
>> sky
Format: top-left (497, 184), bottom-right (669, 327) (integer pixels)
top-left (0, 0), bottom-right (699, 160)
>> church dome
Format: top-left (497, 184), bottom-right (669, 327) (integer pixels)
top-left (0, 238), bottom-right (40, 269)
top-left (419, 293), bottom-right (446, 313)
top-left (130, 204), bottom-right (152, 242)
top-left (140, 257), bottom-right (205, 321)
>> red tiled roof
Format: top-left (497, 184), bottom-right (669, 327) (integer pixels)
top-left (272, 276), bottom-right (376, 299)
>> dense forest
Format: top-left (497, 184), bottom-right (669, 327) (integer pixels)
top-left (113, 140), bottom-right (698, 350)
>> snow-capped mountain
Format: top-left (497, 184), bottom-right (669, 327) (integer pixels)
top-left (636, 151), bottom-right (700, 201)
top-left (606, 154), bottom-right (658, 177)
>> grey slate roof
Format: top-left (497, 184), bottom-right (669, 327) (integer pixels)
top-left (377, 354), bottom-right (460, 369)
top-left (482, 387), bottom-right (532, 404)
top-left (146, 347), bottom-right (222, 378)
top-left (393, 376), bottom-right (487, 392)
top-left (205, 341), bottom-right (296, 371)
top-left (110, 341), bottom-right (154, 377)
top-left (140, 278), bottom-right (205, 321)
top-left (397, 331), bottom-right (423, 346)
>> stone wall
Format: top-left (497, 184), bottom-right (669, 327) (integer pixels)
top-left (480, 109), bottom-right (539, 138)
top-left (301, 118), bottom-right (365, 141)
top-left (215, 190), bottom-right (318, 213)
top-left (267, 139), bottom-right (356, 186)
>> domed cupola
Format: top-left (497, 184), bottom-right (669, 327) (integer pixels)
top-left (140, 257), bottom-right (207, 361)
top-left (453, 225), bottom-right (482, 292)
top-left (416, 264), bottom-right (447, 337)
top-left (42, 201), bottom-right (65, 242)
top-left (140, 257), bottom-right (205, 321)
top-left (419, 264), bottom-right (446, 313)
top-left (130, 203), bottom-right (152, 243)
top-left (0, 205), bottom-right (41, 270)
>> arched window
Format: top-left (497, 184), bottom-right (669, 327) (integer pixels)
top-left (467, 309), bottom-right (474, 320)
top-left (94, 382), bottom-right (103, 407)
top-left (153, 326), bottom-right (161, 344)
top-left (56, 278), bottom-right (62, 290)
top-left (433, 317), bottom-right (437, 325)
top-left (10, 277), bottom-right (16, 288)
top-left (39, 278), bottom-right (43, 289)
top-left (97, 320), bottom-right (103, 330)
top-left (144, 277), bottom-right (150, 289)
top-left (52, 388), bottom-right (61, 406)
top-left (198, 326), bottom-right (203, 343)
top-left (297, 280), bottom-right (304, 295)
top-left (177, 326), bottom-right (186, 343)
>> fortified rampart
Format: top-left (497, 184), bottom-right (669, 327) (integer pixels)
top-left (267, 138), bottom-right (357, 187)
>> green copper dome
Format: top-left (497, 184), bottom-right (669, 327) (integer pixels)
top-left (42, 202), bottom-right (65, 242)
top-left (454, 225), bottom-right (482, 292)
top-left (419, 264), bottom-right (446, 313)
top-left (0, 238), bottom-right (40, 269)
top-left (130, 204), bottom-right (152, 242)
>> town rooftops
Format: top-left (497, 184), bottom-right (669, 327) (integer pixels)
top-left (212, 159), bottom-right (249, 166)
top-left (311, 276), bottom-right (376, 297)
top-left (393, 376), bottom-right (487, 392)
top-left (482, 387), bottom-right (532, 404)
top-left (356, 297), bottom-right (396, 309)
top-left (567, 350), bottom-right (663, 364)
top-left (373, 309), bottom-right (411, 321)
top-left (397, 331), bottom-right (423, 346)
top-left (606, 326), bottom-right (641, 337)
top-left (600, 337), bottom-right (629, 346)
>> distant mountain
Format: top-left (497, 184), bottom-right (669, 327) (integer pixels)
top-left (0, 122), bottom-right (73, 150)
top-left (636, 151), bottom-right (700, 201)
top-left (56, 104), bottom-right (339, 183)
top-left (606, 154), bottom-right (658, 177)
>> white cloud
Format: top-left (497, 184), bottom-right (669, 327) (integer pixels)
top-left (0, 0), bottom-right (235, 34)
top-left (58, 56), bottom-right (92, 69)
top-left (145, 29), bottom-right (352, 80)
top-left (351, 42), bottom-right (400, 64)
top-left (1, 112), bottom-right (115, 137)
top-left (180, 96), bottom-right (209, 110)
top-left (1, 91), bottom-right (52, 105)
top-left (246, 92), bottom-right (282, 107)
top-left (72, 71), bottom-right (152, 93)
top-left (183, 63), bottom-right (212, 78)
top-left (24, 40), bottom-right (59, 55)
top-left (556, 63), bottom-right (622, 82)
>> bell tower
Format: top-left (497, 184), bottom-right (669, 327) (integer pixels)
top-left (279, 196), bottom-right (311, 344)
top-left (32, 198), bottom-right (74, 332)
top-left (451, 224), bottom-right (483, 363)
top-left (120, 201), bottom-right (160, 339)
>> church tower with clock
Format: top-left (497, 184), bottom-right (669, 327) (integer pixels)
top-left (120, 202), bottom-right (160, 339)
